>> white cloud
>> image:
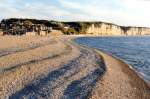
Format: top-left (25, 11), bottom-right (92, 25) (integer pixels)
top-left (58, 0), bottom-right (150, 27)
top-left (0, 0), bottom-right (150, 27)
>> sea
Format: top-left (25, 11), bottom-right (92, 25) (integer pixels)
top-left (75, 36), bottom-right (150, 83)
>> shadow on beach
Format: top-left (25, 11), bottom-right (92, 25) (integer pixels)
top-left (62, 68), bottom-right (104, 99)
top-left (9, 49), bottom-right (105, 99)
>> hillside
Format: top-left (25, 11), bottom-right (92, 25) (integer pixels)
top-left (1, 18), bottom-right (150, 36)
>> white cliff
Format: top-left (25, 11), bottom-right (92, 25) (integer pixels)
top-left (86, 23), bottom-right (150, 36)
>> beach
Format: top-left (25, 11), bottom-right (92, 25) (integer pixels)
top-left (0, 35), bottom-right (149, 99)
top-left (90, 50), bottom-right (150, 99)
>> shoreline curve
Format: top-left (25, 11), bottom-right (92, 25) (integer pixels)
top-left (71, 35), bottom-right (150, 98)
top-left (72, 35), bottom-right (150, 88)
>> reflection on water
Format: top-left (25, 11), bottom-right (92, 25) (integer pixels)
top-left (75, 36), bottom-right (150, 82)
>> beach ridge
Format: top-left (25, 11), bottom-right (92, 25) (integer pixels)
top-left (0, 35), bottom-right (149, 99)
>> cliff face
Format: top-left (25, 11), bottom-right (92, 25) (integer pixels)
top-left (1, 18), bottom-right (150, 36)
top-left (86, 23), bottom-right (150, 36)
top-left (125, 27), bottom-right (150, 36)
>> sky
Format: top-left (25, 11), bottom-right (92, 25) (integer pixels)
top-left (0, 0), bottom-right (150, 27)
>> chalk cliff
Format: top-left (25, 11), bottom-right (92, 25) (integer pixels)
top-left (86, 23), bottom-right (150, 36)
top-left (1, 18), bottom-right (150, 36)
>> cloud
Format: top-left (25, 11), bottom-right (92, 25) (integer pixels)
top-left (0, 0), bottom-right (150, 27)
top-left (58, 0), bottom-right (150, 27)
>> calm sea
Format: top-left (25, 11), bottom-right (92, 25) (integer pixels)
top-left (75, 36), bottom-right (150, 82)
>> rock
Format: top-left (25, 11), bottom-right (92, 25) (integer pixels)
top-left (86, 23), bottom-right (150, 36)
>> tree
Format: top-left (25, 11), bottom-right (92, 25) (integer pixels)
top-left (66, 28), bottom-right (78, 35)
top-left (23, 20), bottom-right (33, 32)
top-left (23, 20), bottom-right (33, 28)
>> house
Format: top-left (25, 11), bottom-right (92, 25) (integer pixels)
top-left (64, 26), bottom-right (69, 30)
top-left (0, 23), bottom-right (4, 35)
top-left (25, 24), bottom-right (52, 36)
top-left (0, 19), bottom-right (53, 36)
top-left (39, 25), bottom-right (52, 36)
top-left (0, 29), bottom-right (3, 35)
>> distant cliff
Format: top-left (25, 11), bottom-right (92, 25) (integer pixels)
top-left (1, 18), bottom-right (150, 36)
top-left (86, 22), bottom-right (150, 36)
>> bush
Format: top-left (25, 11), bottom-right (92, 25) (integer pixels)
top-left (66, 28), bottom-right (79, 35)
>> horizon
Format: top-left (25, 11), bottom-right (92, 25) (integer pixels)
top-left (1, 18), bottom-right (150, 28)
top-left (0, 0), bottom-right (150, 27)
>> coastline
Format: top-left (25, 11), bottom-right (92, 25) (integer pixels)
top-left (96, 49), bottom-right (150, 88)
top-left (72, 35), bottom-right (150, 98)
top-left (90, 49), bottom-right (150, 99)
top-left (0, 35), bottom-right (149, 98)
top-left (73, 35), bottom-right (150, 86)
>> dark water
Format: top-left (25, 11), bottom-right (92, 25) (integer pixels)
top-left (75, 36), bottom-right (150, 82)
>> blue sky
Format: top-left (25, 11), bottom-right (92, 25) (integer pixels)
top-left (0, 0), bottom-right (150, 27)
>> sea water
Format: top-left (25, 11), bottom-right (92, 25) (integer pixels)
top-left (75, 36), bottom-right (150, 82)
